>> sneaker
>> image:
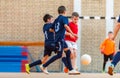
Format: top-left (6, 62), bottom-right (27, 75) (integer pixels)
top-left (68, 70), bottom-right (80, 75)
top-left (25, 64), bottom-right (30, 74)
top-left (64, 67), bottom-right (69, 73)
top-left (108, 64), bottom-right (114, 76)
top-left (40, 65), bottom-right (49, 74)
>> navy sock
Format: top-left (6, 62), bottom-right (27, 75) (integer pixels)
top-left (65, 50), bottom-right (73, 71)
top-left (112, 52), bottom-right (120, 67)
top-left (29, 60), bottom-right (42, 68)
top-left (43, 51), bottom-right (62, 67)
top-left (62, 57), bottom-right (69, 68)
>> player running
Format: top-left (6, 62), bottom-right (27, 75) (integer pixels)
top-left (40, 6), bottom-right (80, 75)
top-left (25, 14), bottom-right (56, 74)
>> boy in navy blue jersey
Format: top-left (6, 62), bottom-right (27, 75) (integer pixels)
top-left (40, 6), bottom-right (80, 75)
top-left (108, 15), bottom-right (120, 75)
top-left (25, 14), bottom-right (56, 74)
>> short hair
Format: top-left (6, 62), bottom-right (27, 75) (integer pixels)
top-left (43, 14), bottom-right (53, 22)
top-left (58, 6), bottom-right (66, 14)
top-left (72, 12), bottom-right (79, 17)
top-left (108, 31), bottom-right (113, 34)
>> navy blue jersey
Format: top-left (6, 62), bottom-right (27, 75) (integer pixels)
top-left (118, 15), bottom-right (120, 23)
top-left (52, 15), bottom-right (69, 42)
top-left (43, 23), bottom-right (55, 42)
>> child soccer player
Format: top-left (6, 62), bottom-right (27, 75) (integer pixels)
top-left (25, 14), bottom-right (56, 74)
top-left (62, 12), bottom-right (79, 72)
top-left (40, 6), bottom-right (80, 75)
top-left (108, 15), bottom-right (120, 75)
top-left (100, 31), bottom-right (115, 73)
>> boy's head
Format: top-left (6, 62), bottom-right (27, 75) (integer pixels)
top-left (108, 31), bottom-right (113, 39)
top-left (58, 6), bottom-right (66, 15)
top-left (43, 14), bottom-right (53, 23)
top-left (71, 12), bottom-right (79, 24)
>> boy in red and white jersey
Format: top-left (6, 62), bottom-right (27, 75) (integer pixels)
top-left (62, 12), bottom-right (79, 72)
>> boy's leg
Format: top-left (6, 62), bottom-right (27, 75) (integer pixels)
top-left (25, 56), bottom-right (49, 74)
top-left (28, 49), bottom-right (51, 68)
top-left (64, 49), bottom-right (80, 75)
top-left (63, 41), bottom-right (80, 74)
top-left (108, 52), bottom-right (120, 75)
top-left (62, 56), bottom-right (69, 73)
top-left (42, 50), bottom-right (63, 68)
top-left (71, 49), bottom-right (77, 70)
top-left (70, 42), bottom-right (77, 70)
top-left (41, 55), bottom-right (49, 64)
top-left (25, 59), bottom-right (42, 74)
top-left (40, 50), bottom-right (63, 74)
top-left (111, 52), bottom-right (120, 66)
top-left (103, 54), bottom-right (108, 72)
top-left (62, 41), bottom-right (72, 73)
top-left (64, 49), bottom-right (73, 71)
top-left (42, 41), bottom-right (63, 68)
top-left (62, 57), bottom-right (69, 68)
top-left (62, 50), bottom-right (68, 68)
top-left (25, 48), bottom-right (52, 74)
top-left (29, 60), bottom-right (42, 68)
top-left (63, 42), bottom-right (73, 71)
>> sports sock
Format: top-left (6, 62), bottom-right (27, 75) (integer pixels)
top-left (62, 57), bottom-right (69, 68)
top-left (65, 50), bottom-right (73, 71)
top-left (29, 60), bottom-right (42, 68)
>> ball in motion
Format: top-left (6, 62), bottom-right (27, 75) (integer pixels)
top-left (81, 54), bottom-right (91, 65)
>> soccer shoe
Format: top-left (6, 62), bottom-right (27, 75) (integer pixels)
top-left (68, 70), bottom-right (80, 75)
top-left (108, 65), bottom-right (114, 76)
top-left (64, 67), bottom-right (69, 73)
top-left (25, 64), bottom-right (30, 74)
top-left (40, 65), bottom-right (49, 74)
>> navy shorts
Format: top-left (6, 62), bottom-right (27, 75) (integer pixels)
top-left (44, 40), bottom-right (68, 56)
top-left (44, 41), bottom-right (56, 56)
top-left (55, 40), bottom-right (68, 52)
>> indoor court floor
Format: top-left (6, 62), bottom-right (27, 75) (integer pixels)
top-left (0, 73), bottom-right (119, 78)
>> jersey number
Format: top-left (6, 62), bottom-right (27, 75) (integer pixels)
top-left (45, 31), bottom-right (48, 39)
top-left (55, 22), bottom-right (60, 32)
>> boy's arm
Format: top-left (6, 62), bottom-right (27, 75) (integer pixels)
top-left (100, 40), bottom-right (106, 53)
top-left (49, 28), bottom-right (54, 32)
top-left (113, 16), bottom-right (120, 40)
top-left (49, 23), bottom-right (55, 32)
top-left (65, 31), bottom-right (70, 36)
top-left (64, 25), bottom-right (78, 38)
top-left (113, 23), bottom-right (120, 40)
top-left (65, 31), bottom-right (75, 39)
top-left (63, 17), bottom-right (78, 38)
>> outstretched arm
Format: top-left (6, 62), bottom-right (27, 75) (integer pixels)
top-left (113, 23), bottom-right (120, 40)
top-left (64, 25), bottom-right (78, 38)
top-left (113, 16), bottom-right (120, 40)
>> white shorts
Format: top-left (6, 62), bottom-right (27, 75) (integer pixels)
top-left (65, 41), bottom-right (77, 50)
